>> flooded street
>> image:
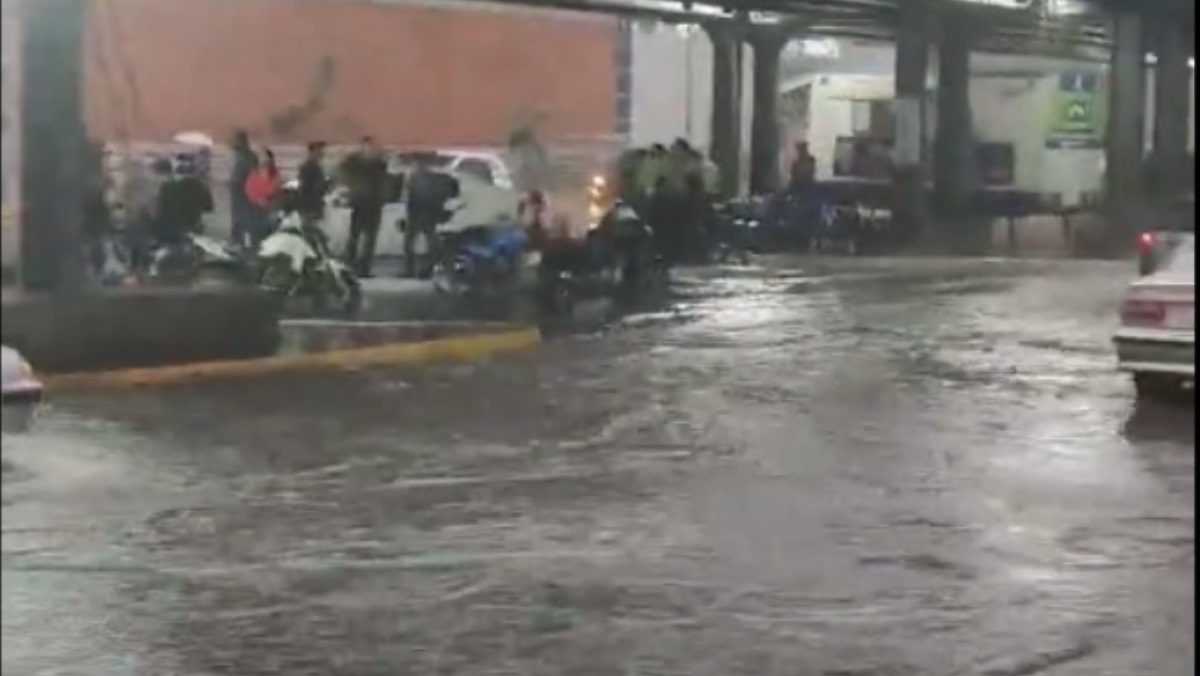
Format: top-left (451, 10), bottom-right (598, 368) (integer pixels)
top-left (3, 256), bottom-right (1193, 676)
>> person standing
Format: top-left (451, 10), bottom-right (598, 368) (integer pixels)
top-left (340, 136), bottom-right (388, 277)
top-left (80, 141), bottom-right (113, 280)
top-left (297, 141), bottom-right (329, 228)
top-left (404, 154), bottom-right (459, 278)
top-left (244, 147), bottom-right (282, 248)
top-left (789, 141), bottom-right (815, 188)
top-left (155, 152), bottom-right (214, 246)
top-left (229, 130), bottom-right (258, 247)
top-left (637, 144), bottom-right (667, 203)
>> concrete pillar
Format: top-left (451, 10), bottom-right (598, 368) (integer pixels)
top-left (20, 0), bottom-right (87, 292)
top-left (1149, 16), bottom-right (1191, 199)
top-left (891, 0), bottom-right (931, 244)
top-left (705, 22), bottom-right (741, 198)
top-left (1105, 12), bottom-right (1145, 225)
top-left (933, 17), bottom-right (974, 222)
top-left (748, 28), bottom-right (787, 195)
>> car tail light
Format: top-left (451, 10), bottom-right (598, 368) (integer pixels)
top-left (1136, 231), bottom-right (1156, 252)
top-left (1121, 299), bottom-right (1166, 326)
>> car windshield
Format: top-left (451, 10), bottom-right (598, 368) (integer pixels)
top-left (454, 158), bottom-right (495, 185)
top-left (395, 152), bottom-right (453, 169)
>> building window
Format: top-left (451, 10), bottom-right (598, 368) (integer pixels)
top-left (615, 19), bottom-right (633, 138)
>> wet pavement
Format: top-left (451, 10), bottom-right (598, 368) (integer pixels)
top-left (3, 256), bottom-right (1193, 676)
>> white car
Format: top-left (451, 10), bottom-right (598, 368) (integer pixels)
top-left (436, 148), bottom-right (515, 190)
top-left (2, 345), bottom-right (42, 431)
top-left (2, 345), bottom-right (41, 404)
top-left (1113, 234), bottom-right (1195, 396)
top-left (323, 150), bottom-right (520, 259)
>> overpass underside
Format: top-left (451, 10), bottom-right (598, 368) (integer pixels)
top-left (15, 0), bottom-right (1194, 291)
top-left (483, 0), bottom-right (1193, 244)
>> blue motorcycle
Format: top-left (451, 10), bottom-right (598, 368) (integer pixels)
top-left (759, 186), bottom-right (862, 255)
top-left (432, 224), bottom-right (528, 298)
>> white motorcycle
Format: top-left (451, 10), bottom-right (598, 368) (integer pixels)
top-left (258, 212), bottom-right (361, 315)
top-left (148, 232), bottom-right (252, 288)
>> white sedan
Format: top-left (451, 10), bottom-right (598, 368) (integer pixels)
top-left (2, 345), bottom-right (42, 432)
top-left (1113, 234), bottom-right (1194, 397)
top-left (323, 164), bottom-right (520, 259)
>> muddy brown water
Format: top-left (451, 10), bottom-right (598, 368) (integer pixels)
top-left (3, 256), bottom-right (1192, 676)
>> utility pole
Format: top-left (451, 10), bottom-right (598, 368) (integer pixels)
top-left (21, 0), bottom-right (88, 292)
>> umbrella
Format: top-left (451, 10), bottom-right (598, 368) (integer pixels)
top-left (172, 131), bottom-right (214, 148)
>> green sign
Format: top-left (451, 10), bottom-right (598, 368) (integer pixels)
top-left (1047, 72), bottom-right (1103, 149)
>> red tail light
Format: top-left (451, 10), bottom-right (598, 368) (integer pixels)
top-left (1136, 231), bottom-right (1156, 252)
top-left (1121, 299), bottom-right (1166, 326)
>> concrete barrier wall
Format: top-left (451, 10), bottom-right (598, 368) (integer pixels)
top-left (988, 212), bottom-right (1110, 258)
top-left (2, 289), bottom-right (281, 373)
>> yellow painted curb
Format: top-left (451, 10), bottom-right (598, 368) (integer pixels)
top-left (44, 326), bottom-right (541, 390)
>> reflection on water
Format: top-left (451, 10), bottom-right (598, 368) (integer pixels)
top-left (1124, 393), bottom-right (1196, 444)
top-left (2, 258), bottom-right (1192, 675)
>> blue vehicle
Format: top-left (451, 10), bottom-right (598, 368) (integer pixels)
top-left (712, 197), bottom-right (765, 262)
top-left (760, 190), bottom-right (823, 251)
top-left (433, 224), bottom-right (528, 297)
top-left (760, 186), bottom-right (862, 255)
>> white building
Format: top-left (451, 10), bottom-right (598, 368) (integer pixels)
top-left (628, 25), bottom-right (1195, 205)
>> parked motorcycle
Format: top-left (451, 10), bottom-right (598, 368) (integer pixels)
top-left (148, 232), bottom-right (254, 288)
top-left (432, 223), bottom-right (530, 299)
top-left (711, 198), bottom-right (762, 264)
top-left (812, 203), bottom-right (864, 256)
top-left (536, 202), bottom-right (662, 316)
top-left (258, 212), bottom-right (361, 315)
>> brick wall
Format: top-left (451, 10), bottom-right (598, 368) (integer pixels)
top-left (83, 0), bottom-right (619, 147)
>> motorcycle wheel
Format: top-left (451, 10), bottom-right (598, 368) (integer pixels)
top-left (537, 274), bottom-right (573, 318)
top-left (311, 268), bottom-right (361, 317)
top-left (192, 265), bottom-right (242, 290)
top-left (339, 274), bottom-right (362, 316)
top-left (431, 262), bottom-right (461, 295)
top-left (260, 257), bottom-right (298, 295)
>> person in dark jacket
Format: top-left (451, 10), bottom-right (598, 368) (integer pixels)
top-left (340, 136), bottom-right (388, 277)
top-left (788, 141), bottom-right (816, 189)
top-left (404, 155), bottom-right (459, 278)
top-left (297, 141), bottom-right (328, 227)
top-left (229, 130), bottom-right (258, 247)
top-left (81, 142), bottom-right (114, 279)
top-left (155, 153), bottom-right (214, 245)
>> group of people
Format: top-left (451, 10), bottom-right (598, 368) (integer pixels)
top-left (84, 130), bottom-right (464, 282)
top-left (237, 133), bottom-right (440, 279)
top-left (614, 138), bottom-right (719, 265)
top-left (229, 132), bottom-right (407, 278)
top-left (86, 132), bottom-right (781, 286)
top-left (101, 145), bottom-right (216, 275)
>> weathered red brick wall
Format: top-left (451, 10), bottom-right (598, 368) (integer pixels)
top-left (83, 0), bottom-right (618, 146)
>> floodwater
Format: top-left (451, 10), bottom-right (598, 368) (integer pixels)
top-left (3, 256), bottom-right (1193, 675)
